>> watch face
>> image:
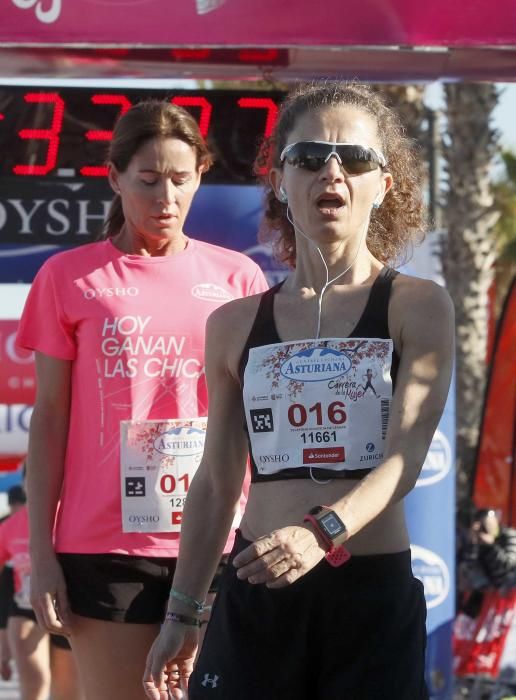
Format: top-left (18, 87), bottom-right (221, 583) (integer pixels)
top-left (319, 511), bottom-right (345, 538)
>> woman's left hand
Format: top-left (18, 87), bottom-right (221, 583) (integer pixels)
top-left (233, 525), bottom-right (325, 588)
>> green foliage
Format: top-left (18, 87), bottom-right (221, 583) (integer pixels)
top-left (493, 150), bottom-right (516, 261)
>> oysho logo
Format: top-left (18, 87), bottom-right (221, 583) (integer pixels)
top-left (411, 545), bottom-right (450, 610)
top-left (280, 347), bottom-right (351, 383)
top-left (416, 429), bottom-right (452, 487)
top-left (154, 426), bottom-right (205, 458)
top-left (128, 514), bottom-right (159, 524)
top-left (191, 283), bottom-right (234, 303)
top-left (11, 0), bottom-right (62, 24)
top-left (83, 287), bottom-right (139, 300)
top-left (258, 454), bottom-right (289, 464)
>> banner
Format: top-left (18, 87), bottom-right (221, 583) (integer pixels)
top-left (2, 0), bottom-right (516, 47)
top-left (473, 278), bottom-right (516, 527)
top-left (0, 404), bottom-right (33, 457)
top-left (0, 320), bottom-right (35, 405)
top-left (453, 589), bottom-right (516, 679)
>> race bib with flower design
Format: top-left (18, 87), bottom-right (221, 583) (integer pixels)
top-left (243, 338), bottom-right (393, 475)
top-left (120, 418), bottom-right (207, 533)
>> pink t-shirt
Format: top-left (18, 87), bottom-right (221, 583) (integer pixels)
top-left (17, 238), bottom-right (268, 556)
top-left (0, 508), bottom-right (30, 600)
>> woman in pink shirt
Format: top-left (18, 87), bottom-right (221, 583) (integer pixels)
top-left (17, 100), bottom-right (268, 700)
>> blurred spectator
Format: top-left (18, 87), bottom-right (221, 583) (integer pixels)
top-left (458, 508), bottom-right (516, 617)
top-left (7, 484), bottom-right (27, 511)
top-left (0, 481), bottom-right (27, 680)
top-left (472, 509), bottom-right (516, 588)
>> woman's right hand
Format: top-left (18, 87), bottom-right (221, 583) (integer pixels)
top-left (143, 623), bottom-right (199, 700)
top-left (30, 552), bottom-right (72, 636)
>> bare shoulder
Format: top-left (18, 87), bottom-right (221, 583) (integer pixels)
top-left (389, 273), bottom-right (455, 349)
top-left (391, 273), bottom-right (454, 324)
top-left (206, 292), bottom-right (266, 380)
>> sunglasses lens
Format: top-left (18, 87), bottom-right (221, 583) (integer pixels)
top-left (337, 145), bottom-right (381, 173)
top-left (283, 143), bottom-right (382, 173)
top-left (283, 143), bottom-right (328, 171)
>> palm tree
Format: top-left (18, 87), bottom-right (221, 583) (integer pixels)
top-left (441, 82), bottom-right (500, 511)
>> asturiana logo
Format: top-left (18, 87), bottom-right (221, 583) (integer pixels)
top-left (191, 284), bottom-right (233, 303)
top-left (416, 429), bottom-right (452, 487)
top-left (154, 426), bottom-right (205, 458)
top-left (411, 545), bottom-right (450, 609)
top-left (11, 0), bottom-right (61, 24)
top-left (280, 347), bottom-right (351, 383)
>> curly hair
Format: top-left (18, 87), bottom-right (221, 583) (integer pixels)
top-left (255, 82), bottom-right (426, 268)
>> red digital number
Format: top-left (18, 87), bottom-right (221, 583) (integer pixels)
top-left (237, 97), bottom-right (279, 174)
top-left (80, 94), bottom-right (132, 177)
top-left (288, 401), bottom-right (347, 427)
top-left (13, 93), bottom-right (65, 176)
top-left (171, 96), bottom-right (212, 138)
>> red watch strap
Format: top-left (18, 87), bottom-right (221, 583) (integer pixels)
top-left (303, 514), bottom-right (351, 568)
top-left (325, 545), bottom-right (351, 567)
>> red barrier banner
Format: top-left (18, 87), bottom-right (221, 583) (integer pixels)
top-left (454, 589), bottom-right (516, 679)
top-left (473, 279), bottom-right (516, 527)
top-left (2, 0), bottom-right (516, 47)
top-left (0, 321), bottom-right (35, 406)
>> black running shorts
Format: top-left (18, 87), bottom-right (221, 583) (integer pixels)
top-left (189, 531), bottom-right (429, 700)
top-left (58, 552), bottom-right (227, 624)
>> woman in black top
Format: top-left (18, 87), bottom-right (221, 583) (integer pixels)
top-left (144, 81), bottom-right (455, 700)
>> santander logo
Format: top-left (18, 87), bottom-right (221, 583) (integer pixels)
top-left (11, 0), bottom-right (62, 24)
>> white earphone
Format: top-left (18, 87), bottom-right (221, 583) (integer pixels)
top-left (278, 186), bottom-right (288, 204)
top-left (372, 192), bottom-right (382, 209)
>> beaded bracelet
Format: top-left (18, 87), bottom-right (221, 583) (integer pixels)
top-left (165, 611), bottom-right (205, 627)
top-left (169, 587), bottom-right (211, 614)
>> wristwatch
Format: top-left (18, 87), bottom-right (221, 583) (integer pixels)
top-left (304, 506), bottom-right (351, 567)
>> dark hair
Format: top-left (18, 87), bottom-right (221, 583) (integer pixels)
top-left (255, 81), bottom-right (426, 267)
top-left (474, 508), bottom-right (497, 522)
top-left (7, 484), bottom-right (26, 507)
top-left (103, 100), bottom-right (213, 238)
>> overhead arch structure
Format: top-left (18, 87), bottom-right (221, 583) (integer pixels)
top-left (1, 0), bottom-right (516, 81)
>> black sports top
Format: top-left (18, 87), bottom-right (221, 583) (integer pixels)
top-left (239, 266), bottom-right (400, 483)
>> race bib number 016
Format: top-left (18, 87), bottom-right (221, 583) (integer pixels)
top-left (243, 338), bottom-right (393, 475)
top-left (120, 418), bottom-right (207, 533)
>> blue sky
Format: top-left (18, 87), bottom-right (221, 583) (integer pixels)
top-left (426, 81), bottom-right (516, 151)
top-left (494, 83), bottom-right (516, 150)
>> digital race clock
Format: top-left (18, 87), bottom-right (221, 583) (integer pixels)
top-left (0, 86), bottom-right (284, 183)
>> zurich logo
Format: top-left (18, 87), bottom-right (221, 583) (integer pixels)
top-left (411, 545), bottom-right (450, 610)
top-left (154, 426), bottom-right (205, 458)
top-left (280, 347), bottom-right (352, 383)
top-left (366, 442), bottom-right (375, 452)
top-left (416, 429), bottom-right (452, 488)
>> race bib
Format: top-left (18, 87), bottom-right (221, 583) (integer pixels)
top-left (120, 418), bottom-right (207, 533)
top-left (14, 573), bottom-right (32, 611)
top-left (243, 338), bottom-right (393, 476)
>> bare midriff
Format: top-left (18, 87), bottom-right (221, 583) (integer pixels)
top-left (240, 477), bottom-right (410, 555)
